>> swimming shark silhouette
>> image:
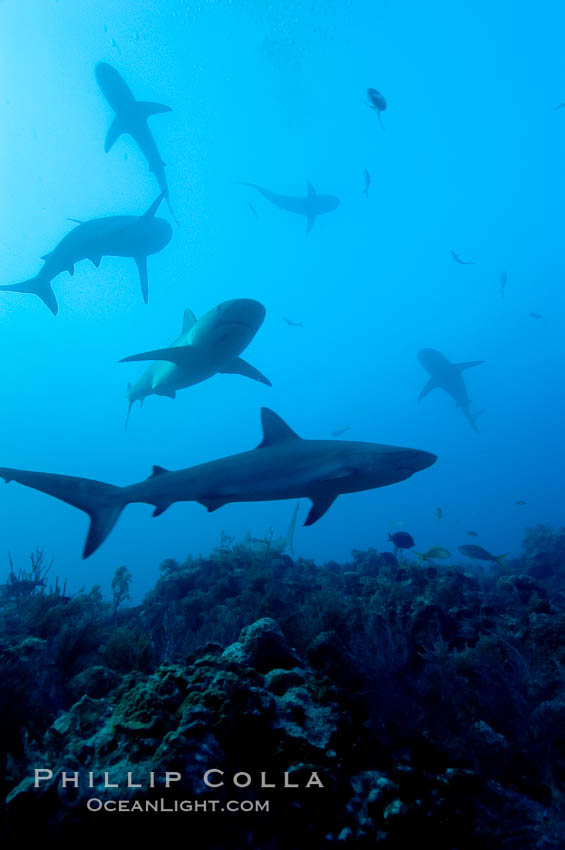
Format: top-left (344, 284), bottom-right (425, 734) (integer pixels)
top-left (95, 62), bottom-right (176, 221)
top-left (417, 348), bottom-right (484, 432)
top-left (0, 196), bottom-right (172, 314)
top-left (237, 181), bottom-right (339, 234)
top-left (123, 299), bottom-right (271, 425)
top-left (0, 409), bottom-right (436, 558)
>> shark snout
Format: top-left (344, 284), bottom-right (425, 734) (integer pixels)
top-left (400, 448), bottom-right (437, 473)
top-left (216, 299), bottom-right (266, 330)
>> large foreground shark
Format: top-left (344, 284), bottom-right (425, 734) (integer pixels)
top-left (95, 62), bottom-right (175, 220)
top-left (238, 181), bottom-right (339, 234)
top-left (0, 409), bottom-right (436, 558)
top-left (122, 299), bottom-right (271, 425)
top-left (0, 196), bottom-right (171, 314)
top-left (417, 348), bottom-right (484, 432)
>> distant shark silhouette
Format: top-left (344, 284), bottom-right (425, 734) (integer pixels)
top-left (95, 62), bottom-right (176, 221)
top-left (244, 502), bottom-right (300, 556)
top-left (0, 196), bottom-right (171, 314)
top-left (237, 181), bottom-right (339, 234)
top-left (0, 409), bottom-right (436, 558)
top-left (122, 299), bottom-right (271, 426)
top-left (417, 348), bottom-right (484, 432)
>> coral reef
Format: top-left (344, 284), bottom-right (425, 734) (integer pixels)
top-left (1, 529), bottom-right (565, 846)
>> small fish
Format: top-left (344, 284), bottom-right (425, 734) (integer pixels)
top-left (499, 271), bottom-right (507, 297)
top-left (415, 545), bottom-right (451, 563)
top-left (283, 317), bottom-right (304, 328)
top-left (111, 38), bottom-right (122, 56)
top-left (466, 530), bottom-right (479, 537)
top-left (388, 531), bottom-right (415, 549)
top-left (555, 103), bottom-right (565, 110)
top-left (435, 507), bottom-right (443, 521)
top-left (529, 312), bottom-right (542, 319)
top-left (450, 250), bottom-right (475, 265)
top-left (331, 426), bottom-right (351, 438)
top-left (458, 544), bottom-right (508, 567)
top-left (362, 170), bottom-right (371, 198)
top-left (248, 201), bottom-right (259, 220)
top-left (515, 500), bottom-right (527, 506)
top-left (367, 88), bottom-right (387, 130)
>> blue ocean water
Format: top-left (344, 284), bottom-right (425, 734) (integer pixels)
top-left (0, 0), bottom-right (563, 602)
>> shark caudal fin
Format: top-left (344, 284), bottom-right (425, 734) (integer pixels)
top-left (0, 273), bottom-right (58, 315)
top-left (465, 408), bottom-right (484, 433)
top-left (0, 467), bottom-right (126, 558)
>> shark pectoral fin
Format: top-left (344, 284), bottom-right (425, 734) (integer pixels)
top-left (418, 378), bottom-right (438, 401)
top-left (182, 308), bottom-right (197, 334)
top-left (137, 100), bottom-right (172, 117)
top-left (122, 344), bottom-right (197, 369)
top-left (134, 255), bottom-right (149, 303)
top-left (258, 408), bottom-right (301, 448)
top-left (219, 357), bottom-right (272, 386)
top-left (305, 214), bottom-right (316, 235)
top-left (455, 360), bottom-right (485, 371)
top-left (104, 116), bottom-right (125, 152)
top-left (143, 194), bottom-right (164, 218)
top-left (304, 491), bottom-right (337, 526)
top-left (197, 497), bottom-right (228, 512)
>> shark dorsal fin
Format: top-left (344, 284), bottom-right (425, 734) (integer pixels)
top-left (143, 194), bottom-right (164, 219)
top-left (306, 180), bottom-right (316, 197)
top-left (182, 308), bottom-right (197, 334)
top-left (258, 408), bottom-right (301, 448)
top-left (147, 465), bottom-right (168, 480)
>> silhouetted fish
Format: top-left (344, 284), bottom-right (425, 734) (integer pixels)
top-left (362, 169), bottom-right (371, 198)
top-left (367, 88), bottom-right (387, 129)
top-left (450, 250), bottom-right (474, 265)
top-left (331, 426), bottom-right (351, 438)
top-left (388, 531), bottom-right (415, 549)
top-left (283, 317), bottom-right (304, 327)
top-left (458, 545), bottom-right (508, 566)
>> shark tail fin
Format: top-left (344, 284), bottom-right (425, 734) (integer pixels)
top-left (466, 409), bottom-right (484, 433)
top-left (0, 467), bottom-right (127, 558)
top-left (0, 273), bottom-right (58, 315)
top-left (286, 502), bottom-right (300, 555)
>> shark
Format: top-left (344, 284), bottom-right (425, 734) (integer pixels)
top-left (95, 62), bottom-right (176, 221)
top-left (237, 181), bottom-right (339, 234)
top-left (0, 409), bottom-right (436, 559)
top-left (417, 348), bottom-right (484, 432)
top-left (122, 299), bottom-right (272, 425)
top-left (0, 196), bottom-right (172, 315)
